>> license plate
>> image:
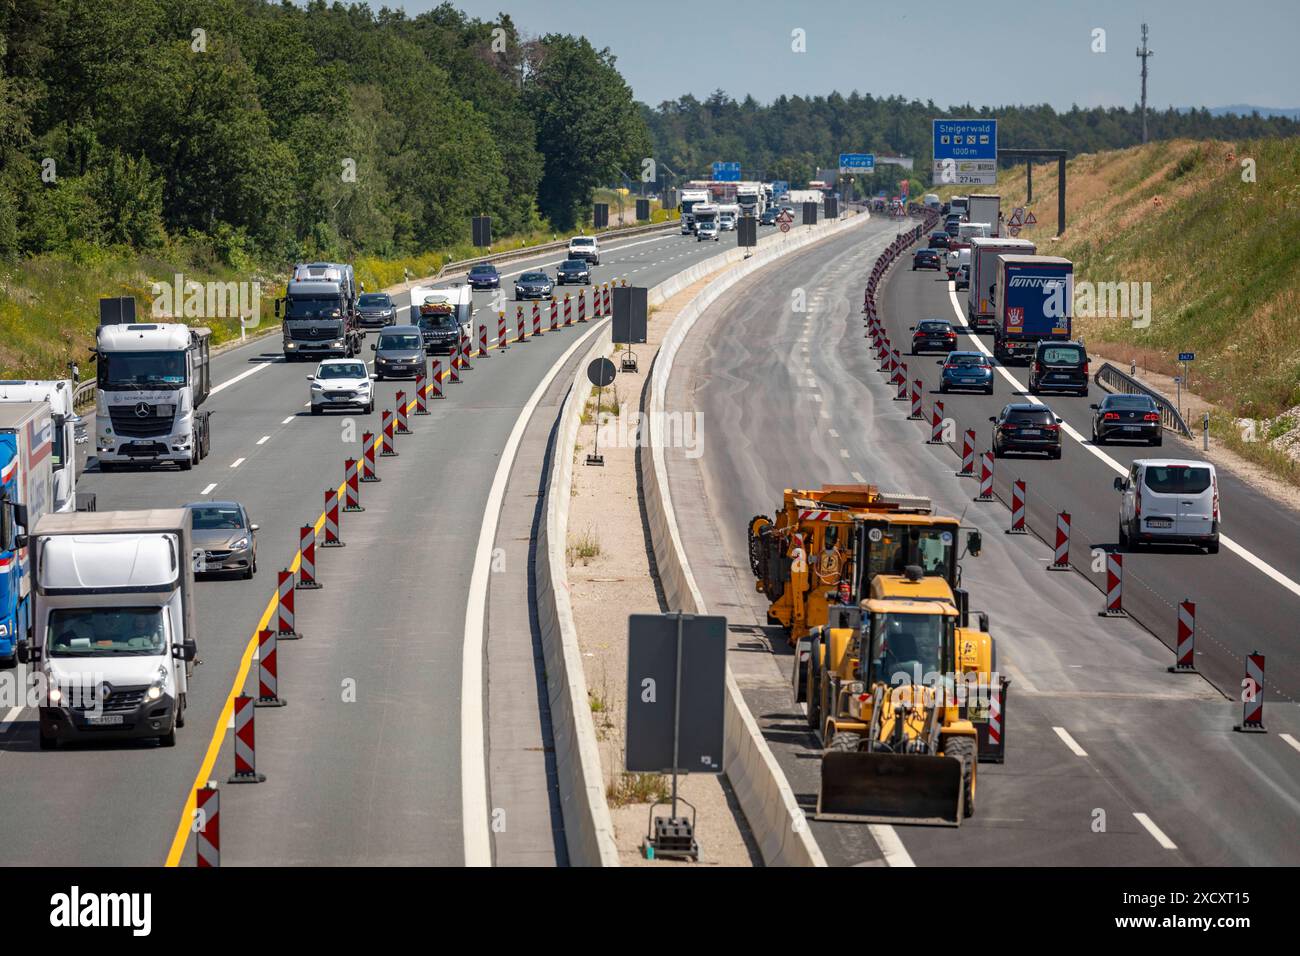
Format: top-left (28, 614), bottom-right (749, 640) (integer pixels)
top-left (1021, 429), bottom-right (1041, 436)
top-left (1122, 425), bottom-right (1141, 432)
top-left (1146, 518), bottom-right (1173, 529)
top-left (86, 715), bottom-right (124, 726)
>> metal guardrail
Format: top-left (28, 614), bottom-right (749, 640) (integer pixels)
top-left (1094, 361), bottom-right (1193, 437)
top-left (429, 218), bottom-right (680, 282)
top-left (73, 379), bottom-right (95, 411)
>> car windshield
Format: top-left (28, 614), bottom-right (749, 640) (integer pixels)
top-left (1007, 408), bottom-right (1052, 424)
top-left (420, 313), bottom-right (456, 329)
top-left (317, 363), bottom-right (366, 380)
top-left (1106, 395), bottom-right (1157, 410)
top-left (378, 334), bottom-right (420, 350)
top-left (919, 322), bottom-right (950, 331)
top-left (47, 607), bottom-right (166, 658)
top-left (571, 239), bottom-right (594, 247)
top-left (190, 505), bottom-right (245, 530)
top-left (358, 294), bottom-right (389, 307)
top-left (562, 260), bottom-right (585, 269)
top-left (948, 354), bottom-right (988, 367)
top-left (521, 273), bottom-right (548, 282)
top-left (470, 266), bottom-right (496, 276)
top-left (97, 351), bottom-right (187, 390)
top-left (1144, 466), bottom-right (1212, 495)
top-left (1041, 346), bottom-right (1085, 365)
top-left (870, 612), bottom-right (946, 685)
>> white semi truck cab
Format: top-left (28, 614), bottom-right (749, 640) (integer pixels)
top-left (679, 188), bottom-right (711, 234)
top-left (93, 297), bottom-right (212, 472)
top-left (18, 508), bottom-right (199, 749)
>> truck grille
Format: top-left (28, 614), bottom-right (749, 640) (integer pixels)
top-left (108, 404), bottom-right (176, 438)
top-left (290, 326), bottom-right (341, 342)
top-left (71, 686), bottom-right (147, 713)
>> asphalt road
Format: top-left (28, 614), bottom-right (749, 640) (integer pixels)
top-left (663, 218), bottom-right (1300, 866)
top-left (0, 219), bottom-right (817, 866)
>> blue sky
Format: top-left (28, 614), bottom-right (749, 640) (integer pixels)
top-left (393, 0), bottom-right (1299, 111)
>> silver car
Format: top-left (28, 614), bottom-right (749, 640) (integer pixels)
top-left (187, 501), bottom-right (258, 579)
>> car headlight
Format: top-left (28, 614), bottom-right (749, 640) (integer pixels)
top-left (231, 536), bottom-right (250, 550)
top-left (145, 682), bottom-right (164, 702)
top-left (49, 686), bottom-right (63, 705)
top-left (358, 381), bottom-right (371, 391)
top-left (311, 382), bottom-right (323, 390)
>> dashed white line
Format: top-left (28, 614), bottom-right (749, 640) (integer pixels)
top-left (840, 449), bottom-right (851, 459)
top-left (229, 458), bottom-right (245, 469)
top-left (1281, 733), bottom-right (1300, 754)
top-left (1133, 812), bottom-right (1178, 850)
top-left (1052, 726), bottom-right (1088, 757)
top-left (200, 483), bottom-right (217, 495)
top-left (828, 429), bottom-right (839, 438)
top-left (851, 471), bottom-right (866, 482)
top-left (281, 416), bottom-right (294, 425)
top-left (256, 435), bottom-right (270, 445)
top-left (867, 825), bottom-right (915, 867)
top-left (0, 706), bottom-right (23, 734)
top-left (211, 363), bottom-right (268, 394)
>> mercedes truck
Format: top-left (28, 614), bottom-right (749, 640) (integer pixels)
top-left (276, 262), bottom-right (363, 360)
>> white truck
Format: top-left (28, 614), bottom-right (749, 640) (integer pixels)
top-left (18, 508), bottom-right (199, 748)
top-left (92, 297), bottom-right (213, 472)
top-left (736, 183), bottom-right (763, 219)
top-left (0, 379), bottom-right (91, 513)
top-left (967, 237), bottom-right (1036, 332)
top-left (957, 222), bottom-right (992, 244)
top-left (967, 194), bottom-right (1000, 237)
top-left (679, 188), bottom-right (711, 234)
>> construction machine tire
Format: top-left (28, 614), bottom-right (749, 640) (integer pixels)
top-left (828, 731), bottom-right (861, 753)
top-left (947, 736), bottom-right (977, 819)
top-left (748, 515), bottom-right (771, 578)
top-left (806, 632), bottom-right (824, 730)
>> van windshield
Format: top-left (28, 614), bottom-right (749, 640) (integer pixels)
top-left (1143, 466), bottom-right (1212, 495)
top-left (47, 607), bottom-right (166, 657)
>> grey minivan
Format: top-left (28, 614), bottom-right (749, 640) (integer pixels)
top-left (371, 325), bottom-right (427, 380)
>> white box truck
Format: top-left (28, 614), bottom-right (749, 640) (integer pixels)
top-left (967, 194), bottom-right (1000, 237)
top-left (0, 379), bottom-right (92, 513)
top-left (968, 237), bottom-right (1036, 332)
top-left (18, 508), bottom-right (199, 749)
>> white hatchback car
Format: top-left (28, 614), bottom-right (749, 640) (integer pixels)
top-left (308, 358), bottom-right (374, 415)
top-left (1115, 459), bottom-right (1219, 553)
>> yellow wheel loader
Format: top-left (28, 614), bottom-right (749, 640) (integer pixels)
top-left (797, 569), bottom-right (993, 825)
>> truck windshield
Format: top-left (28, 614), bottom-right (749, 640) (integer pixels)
top-left (870, 612), bottom-right (947, 685)
top-left (286, 297), bottom-right (343, 320)
top-left (47, 607), bottom-right (166, 657)
top-left (98, 351), bottom-right (186, 390)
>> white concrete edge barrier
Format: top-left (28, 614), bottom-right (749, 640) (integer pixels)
top-left (642, 212), bottom-right (873, 866)
top-left (536, 216), bottom-right (866, 866)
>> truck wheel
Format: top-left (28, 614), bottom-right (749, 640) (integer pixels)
top-left (946, 735), bottom-right (977, 818)
top-left (175, 694), bottom-right (186, 728)
top-left (827, 731), bottom-right (861, 753)
top-left (0, 654), bottom-right (15, 670)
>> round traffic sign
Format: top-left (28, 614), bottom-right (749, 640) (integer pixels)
top-left (586, 357), bottom-right (616, 388)
top-left (1008, 225), bottom-right (1021, 236)
top-left (779, 222), bottom-right (791, 233)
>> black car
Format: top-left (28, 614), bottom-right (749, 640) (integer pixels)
top-left (371, 325), bottom-right (428, 380)
top-left (759, 208), bottom-right (779, 226)
top-left (556, 259), bottom-right (591, 285)
top-left (928, 232), bottom-right (950, 250)
top-left (1027, 340), bottom-right (1089, 396)
top-left (356, 292), bottom-right (396, 329)
top-left (910, 319), bottom-right (958, 354)
top-left (417, 310), bottom-right (462, 355)
top-left (514, 271), bottom-right (553, 300)
top-left (991, 403), bottom-right (1062, 458)
top-left (1091, 393), bottom-right (1163, 446)
top-left (912, 248), bottom-right (942, 271)
top-left (468, 264), bottom-right (500, 290)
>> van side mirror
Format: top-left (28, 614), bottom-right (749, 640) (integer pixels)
top-left (274, 298), bottom-right (284, 319)
top-left (1113, 477), bottom-right (1125, 492)
top-left (305, 375), bottom-right (314, 381)
top-left (16, 640), bottom-right (30, 665)
top-left (370, 343), bottom-right (376, 351)
top-left (988, 416), bottom-right (997, 423)
top-left (1089, 404), bottom-right (1098, 410)
top-left (174, 639), bottom-right (197, 662)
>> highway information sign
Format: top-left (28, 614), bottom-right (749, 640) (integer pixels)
top-left (838, 153), bottom-right (875, 174)
top-left (712, 161), bottom-right (741, 182)
top-left (933, 118), bottom-right (998, 185)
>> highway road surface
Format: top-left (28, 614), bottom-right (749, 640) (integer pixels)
top-left (662, 218), bottom-right (1300, 866)
top-left (0, 219), bottom-right (823, 866)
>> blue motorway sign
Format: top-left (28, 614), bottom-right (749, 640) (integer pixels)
top-left (933, 119), bottom-right (997, 161)
top-left (838, 152), bottom-right (875, 173)
top-left (770, 180), bottom-right (789, 196)
top-left (712, 161), bottom-right (741, 181)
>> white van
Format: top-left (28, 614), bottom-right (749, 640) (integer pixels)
top-left (1115, 459), bottom-right (1220, 553)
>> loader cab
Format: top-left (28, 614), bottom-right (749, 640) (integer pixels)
top-left (856, 516), bottom-right (961, 592)
top-left (861, 591), bottom-right (956, 689)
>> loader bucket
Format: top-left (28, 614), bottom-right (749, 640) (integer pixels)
top-left (816, 752), bottom-right (963, 826)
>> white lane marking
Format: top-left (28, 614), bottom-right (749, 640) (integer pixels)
top-left (1280, 733), bottom-right (1300, 754)
top-left (200, 483), bottom-right (217, 495)
top-left (0, 706), bottom-right (23, 733)
top-left (1133, 812), bottom-right (1178, 849)
top-left (943, 284), bottom-right (1300, 601)
top-left (868, 824), bottom-right (916, 867)
top-left (461, 317), bottom-right (609, 867)
top-left (229, 458), bottom-right (245, 469)
top-left (828, 429), bottom-right (839, 438)
top-left (840, 449), bottom-right (850, 458)
top-left (211, 363), bottom-right (268, 394)
top-left (281, 416), bottom-right (294, 425)
top-left (851, 471), bottom-right (866, 482)
top-left (812, 392), bottom-right (823, 401)
top-left (1053, 726), bottom-right (1088, 757)
top-left (256, 435), bottom-right (270, 445)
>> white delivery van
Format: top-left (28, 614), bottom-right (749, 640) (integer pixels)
top-left (1115, 459), bottom-right (1220, 553)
